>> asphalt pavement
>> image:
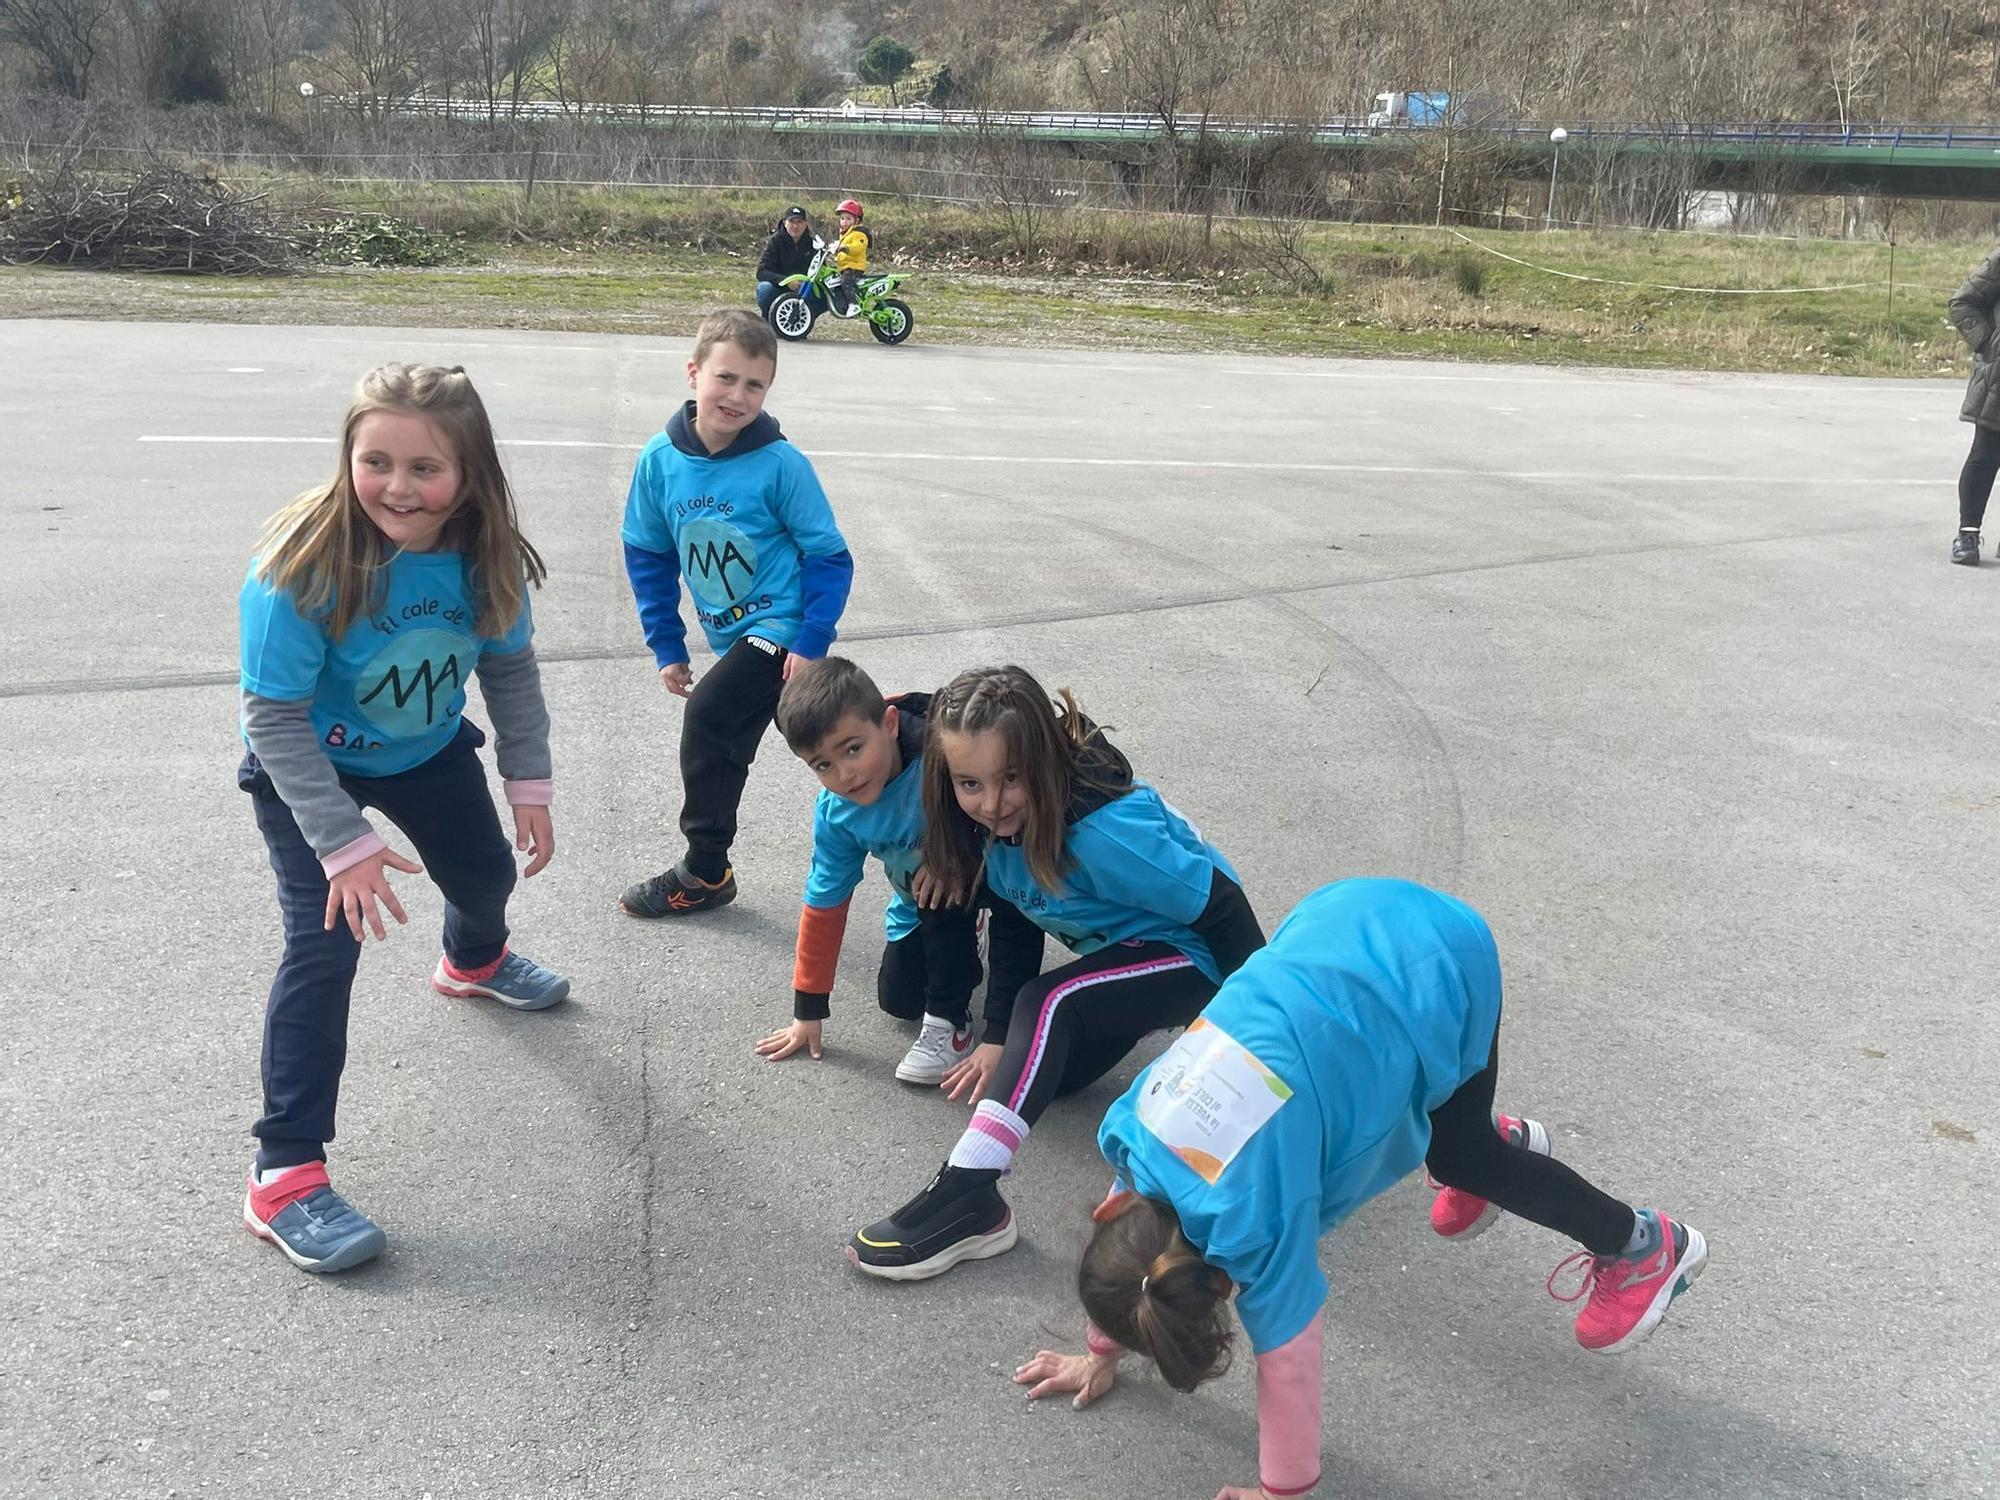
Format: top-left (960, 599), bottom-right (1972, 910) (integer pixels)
top-left (1, 319), bottom-right (1991, 1499)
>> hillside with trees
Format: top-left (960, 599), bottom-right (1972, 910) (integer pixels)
top-left (1, 0), bottom-right (1993, 127)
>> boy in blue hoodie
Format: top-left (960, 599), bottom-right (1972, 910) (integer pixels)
top-left (619, 309), bottom-right (855, 917)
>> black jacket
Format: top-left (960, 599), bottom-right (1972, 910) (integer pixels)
top-left (757, 227), bottom-right (815, 285)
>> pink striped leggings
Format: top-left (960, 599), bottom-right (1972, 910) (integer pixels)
top-left (995, 941), bottom-right (1218, 1126)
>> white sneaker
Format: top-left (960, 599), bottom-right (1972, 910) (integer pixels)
top-left (895, 1014), bottom-right (976, 1085)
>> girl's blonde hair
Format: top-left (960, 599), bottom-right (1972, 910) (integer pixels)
top-left (254, 363), bottom-right (545, 639)
top-left (919, 664), bottom-right (1129, 898)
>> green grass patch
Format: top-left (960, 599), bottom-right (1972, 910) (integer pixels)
top-left (0, 171), bottom-right (1982, 377)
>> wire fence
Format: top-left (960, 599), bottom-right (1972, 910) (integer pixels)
top-left (0, 123), bottom-right (1976, 297)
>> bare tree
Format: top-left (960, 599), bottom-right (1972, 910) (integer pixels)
top-left (223, 0), bottom-right (303, 115)
top-left (0, 0), bottom-right (116, 95)
top-left (325, 0), bottom-right (424, 117)
top-left (1826, 11), bottom-right (1881, 128)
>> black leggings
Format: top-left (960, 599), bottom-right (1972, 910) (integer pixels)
top-left (988, 942), bottom-right (1217, 1127)
top-left (1423, 1017), bottom-right (1636, 1257)
top-left (1961, 424), bottom-right (2000, 530)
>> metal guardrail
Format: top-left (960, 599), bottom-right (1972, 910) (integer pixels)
top-left (364, 96), bottom-right (2000, 152)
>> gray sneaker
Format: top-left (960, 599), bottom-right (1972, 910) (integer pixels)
top-left (894, 1013), bottom-right (977, 1086)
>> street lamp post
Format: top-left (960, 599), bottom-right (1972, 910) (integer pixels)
top-left (1545, 126), bottom-right (1568, 229)
top-left (299, 81), bottom-right (318, 166)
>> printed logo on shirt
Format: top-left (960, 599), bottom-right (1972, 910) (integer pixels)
top-left (681, 517), bottom-right (760, 608)
top-left (354, 626), bottom-right (471, 739)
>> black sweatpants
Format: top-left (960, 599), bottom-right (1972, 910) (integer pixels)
top-left (1961, 423), bottom-right (2000, 530)
top-left (678, 636), bottom-right (788, 879)
top-left (1423, 1015), bottom-right (1636, 1257)
top-left (988, 941), bottom-right (1218, 1126)
top-left (876, 903), bottom-right (985, 1028)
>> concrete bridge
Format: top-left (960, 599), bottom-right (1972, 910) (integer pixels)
top-left (386, 98), bottom-right (2000, 201)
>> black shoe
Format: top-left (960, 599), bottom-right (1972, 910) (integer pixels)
top-left (1952, 529), bottom-right (1982, 566)
top-left (848, 1163), bottom-right (1018, 1281)
top-left (619, 862), bottom-right (737, 918)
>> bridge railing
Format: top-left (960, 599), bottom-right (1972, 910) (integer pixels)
top-left (366, 96), bottom-right (2000, 152)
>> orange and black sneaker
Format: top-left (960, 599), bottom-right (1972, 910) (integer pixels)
top-left (620, 862), bottom-right (738, 919)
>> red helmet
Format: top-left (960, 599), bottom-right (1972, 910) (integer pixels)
top-left (836, 198), bottom-right (864, 220)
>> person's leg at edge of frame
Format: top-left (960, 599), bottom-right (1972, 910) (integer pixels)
top-left (1954, 423), bottom-right (2000, 564)
top-left (373, 730), bottom-right (570, 1011)
top-left (238, 762), bottom-right (387, 1275)
top-left (621, 638), bottom-right (786, 918)
top-left (848, 943), bottom-right (1213, 1280)
top-left (1423, 1013), bottom-right (1708, 1354)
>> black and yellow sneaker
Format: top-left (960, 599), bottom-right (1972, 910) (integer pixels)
top-left (847, 1164), bottom-right (1018, 1281)
top-left (619, 862), bottom-right (737, 919)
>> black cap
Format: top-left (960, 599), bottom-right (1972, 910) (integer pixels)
top-left (783, 205), bottom-right (808, 220)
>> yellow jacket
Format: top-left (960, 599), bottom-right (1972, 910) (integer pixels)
top-left (833, 226), bottom-right (870, 272)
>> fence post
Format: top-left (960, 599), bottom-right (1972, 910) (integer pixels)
top-left (524, 143), bottom-right (540, 209)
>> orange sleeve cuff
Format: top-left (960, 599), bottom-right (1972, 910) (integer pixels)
top-left (793, 899), bottom-right (852, 1006)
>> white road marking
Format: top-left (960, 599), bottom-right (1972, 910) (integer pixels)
top-left (133, 435), bottom-right (1946, 486)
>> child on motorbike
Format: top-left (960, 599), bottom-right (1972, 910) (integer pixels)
top-left (828, 198), bottom-right (872, 318)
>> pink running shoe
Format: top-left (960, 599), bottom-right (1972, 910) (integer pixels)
top-left (1429, 1114), bottom-right (1551, 1239)
top-left (1549, 1210), bottom-right (1708, 1354)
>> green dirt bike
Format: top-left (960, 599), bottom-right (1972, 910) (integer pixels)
top-left (768, 237), bottom-right (914, 345)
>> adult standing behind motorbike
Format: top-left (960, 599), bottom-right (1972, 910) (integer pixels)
top-left (1947, 244), bottom-right (2000, 564)
top-left (757, 206), bottom-right (818, 318)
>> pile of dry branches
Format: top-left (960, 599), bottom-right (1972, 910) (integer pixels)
top-left (0, 164), bottom-right (297, 273)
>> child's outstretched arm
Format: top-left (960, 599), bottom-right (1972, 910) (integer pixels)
top-left (758, 805), bottom-right (864, 1061)
top-left (1245, 1322), bottom-right (1324, 1498)
top-left (475, 640), bottom-right (555, 877)
top-left (758, 898), bottom-right (848, 1060)
top-left (241, 692), bottom-right (422, 940)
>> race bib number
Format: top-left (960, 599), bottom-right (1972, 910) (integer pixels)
top-left (1137, 1018), bottom-right (1292, 1184)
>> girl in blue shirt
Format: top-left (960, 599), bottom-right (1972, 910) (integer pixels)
top-left (1012, 879), bottom-right (1707, 1500)
top-left (236, 363), bottom-right (569, 1276)
top-left (848, 664), bottom-right (1266, 1282)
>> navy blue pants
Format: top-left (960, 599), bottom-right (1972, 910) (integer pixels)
top-left (239, 721), bottom-right (515, 1170)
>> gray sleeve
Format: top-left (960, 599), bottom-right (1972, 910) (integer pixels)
top-left (475, 643), bottom-right (553, 783)
top-left (1948, 249), bottom-right (2000, 355)
top-left (241, 692), bottom-right (374, 859)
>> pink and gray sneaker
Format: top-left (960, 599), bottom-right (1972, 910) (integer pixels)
top-left (1549, 1209), bottom-right (1708, 1354)
top-left (1429, 1113), bottom-right (1551, 1239)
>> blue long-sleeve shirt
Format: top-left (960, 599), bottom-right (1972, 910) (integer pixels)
top-left (621, 401), bottom-right (852, 663)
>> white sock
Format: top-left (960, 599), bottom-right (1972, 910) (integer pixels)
top-left (947, 1100), bottom-right (1030, 1172)
top-left (255, 1162), bottom-right (315, 1187)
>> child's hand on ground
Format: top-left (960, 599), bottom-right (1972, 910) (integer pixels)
top-left (660, 662), bottom-right (694, 697)
top-left (1013, 1349), bottom-right (1117, 1409)
top-left (941, 1041), bottom-right (1002, 1103)
top-left (324, 849), bottom-right (423, 941)
top-left (512, 804), bottom-right (555, 877)
top-left (756, 1018), bottom-right (823, 1061)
